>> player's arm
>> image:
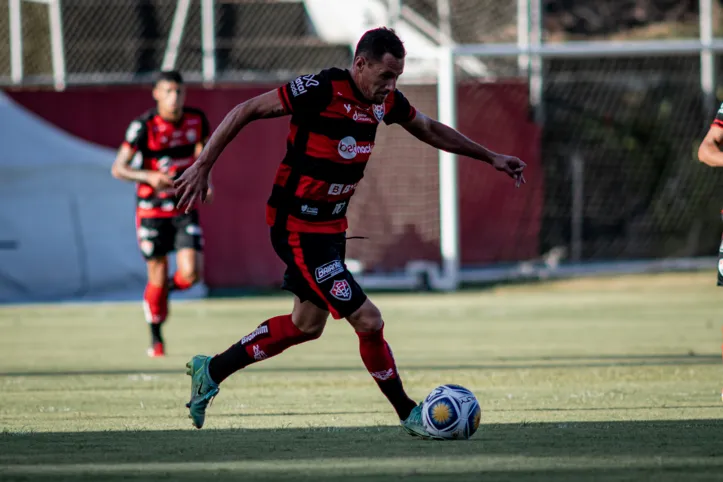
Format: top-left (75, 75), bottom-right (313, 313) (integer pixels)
top-left (698, 124), bottom-right (723, 167)
top-left (195, 114), bottom-right (215, 202)
top-left (176, 72), bottom-right (330, 211)
top-left (192, 91), bottom-right (285, 171)
top-left (400, 111), bottom-right (526, 185)
top-left (111, 119), bottom-right (172, 189)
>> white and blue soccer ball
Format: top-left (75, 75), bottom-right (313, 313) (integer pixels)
top-left (421, 384), bottom-right (481, 440)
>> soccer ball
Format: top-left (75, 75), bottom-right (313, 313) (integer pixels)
top-left (421, 384), bottom-right (481, 440)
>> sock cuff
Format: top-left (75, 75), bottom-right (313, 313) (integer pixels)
top-left (172, 272), bottom-right (195, 291)
top-left (355, 323), bottom-right (385, 341)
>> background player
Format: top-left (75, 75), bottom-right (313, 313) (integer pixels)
top-left (111, 70), bottom-right (212, 357)
top-left (175, 28), bottom-right (526, 437)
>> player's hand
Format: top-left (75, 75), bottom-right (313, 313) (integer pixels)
top-left (174, 162), bottom-right (210, 213)
top-left (146, 172), bottom-right (174, 190)
top-left (492, 154), bottom-right (527, 188)
top-left (204, 187), bottom-right (214, 205)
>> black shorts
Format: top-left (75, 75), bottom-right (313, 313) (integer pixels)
top-left (270, 229), bottom-right (367, 319)
top-left (136, 211), bottom-right (203, 260)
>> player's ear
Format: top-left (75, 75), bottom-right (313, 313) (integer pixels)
top-left (354, 55), bottom-right (366, 72)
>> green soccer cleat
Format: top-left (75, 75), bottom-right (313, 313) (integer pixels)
top-left (185, 355), bottom-right (220, 429)
top-left (401, 403), bottom-right (443, 440)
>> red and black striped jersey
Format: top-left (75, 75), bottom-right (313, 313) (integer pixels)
top-left (267, 68), bottom-right (417, 233)
top-left (713, 103), bottom-right (723, 129)
top-left (122, 107), bottom-right (210, 218)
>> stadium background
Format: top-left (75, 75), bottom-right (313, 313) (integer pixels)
top-left (2, 0), bottom-right (723, 301)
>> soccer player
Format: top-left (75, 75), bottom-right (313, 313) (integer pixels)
top-left (111, 71), bottom-right (211, 358)
top-left (699, 101), bottom-right (723, 370)
top-left (175, 28), bottom-right (526, 437)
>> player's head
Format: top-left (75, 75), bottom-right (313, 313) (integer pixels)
top-left (352, 27), bottom-right (406, 104)
top-left (152, 70), bottom-right (185, 118)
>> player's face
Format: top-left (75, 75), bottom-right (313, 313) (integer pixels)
top-left (153, 80), bottom-right (185, 118)
top-left (357, 53), bottom-right (404, 104)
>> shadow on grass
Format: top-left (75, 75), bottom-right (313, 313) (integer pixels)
top-left (1, 353), bottom-right (719, 378)
top-left (2, 419), bottom-right (723, 481)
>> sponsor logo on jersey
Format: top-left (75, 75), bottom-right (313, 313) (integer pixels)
top-left (337, 136), bottom-right (373, 160)
top-left (290, 74), bottom-right (319, 97)
top-left (301, 204), bottom-right (319, 216)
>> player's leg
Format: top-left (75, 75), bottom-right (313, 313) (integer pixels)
top-left (185, 229), bottom-right (330, 428)
top-left (138, 217), bottom-right (174, 357)
top-left (346, 298), bottom-right (434, 438)
top-left (186, 296), bottom-right (326, 429)
top-left (346, 299), bottom-right (417, 420)
top-left (169, 211), bottom-right (203, 291)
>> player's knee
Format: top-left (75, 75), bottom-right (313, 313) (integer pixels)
top-left (146, 258), bottom-right (168, 285)
top-left (292, 308), bottom-right (328, 339)
top-left (293, 316), bottom-right (326, 339)
top-left (347, 300), bottom-right (383, 333)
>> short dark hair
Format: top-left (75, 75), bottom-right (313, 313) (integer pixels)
top-left (154, 70), bottom-right (184, 87)
top-left (354, 27), bottom-right (406, 61)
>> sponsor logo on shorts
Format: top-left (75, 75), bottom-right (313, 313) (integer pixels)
top-left (241, 323), bottom-right (270, 345)
top-left (330, 279), bottom-right (352, 301)
top-left (315, 260), bottom-right (344, 283)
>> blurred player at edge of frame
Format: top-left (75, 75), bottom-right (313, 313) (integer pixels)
top-left (698, 99), bottom-right (723, 400)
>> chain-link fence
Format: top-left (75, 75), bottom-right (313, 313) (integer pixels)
top-left (2, 1), bottom-right (721, 87)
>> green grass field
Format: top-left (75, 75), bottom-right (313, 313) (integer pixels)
top-left (2, 272), bottom-right (723, 481)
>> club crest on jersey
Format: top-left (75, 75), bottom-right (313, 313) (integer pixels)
top-left (373, 104), bottom-right (385, 122)
top-left (330, 279), bottom-right (352, 301)
top-left (186, 129), bottom-right (197, 142)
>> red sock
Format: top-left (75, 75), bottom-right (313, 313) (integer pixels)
top-left (357, 325), bottom-right (416, 420)
top-left (209, 314), bottom-right (318, 383)
top-left (143, 283), bottom-right (168, 324)
top-left (170, 272), bottom-right (195, 291)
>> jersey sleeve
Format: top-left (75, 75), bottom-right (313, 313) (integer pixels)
top-left (277, 71), bottom-right (333, 117)
top-left (122, 118), bottom-right (148, 152)
top-left (383, 89), bottom-right (417, 125)
top-left (714, 102), bottom-right (723, 128)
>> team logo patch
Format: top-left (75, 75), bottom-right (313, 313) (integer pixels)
top-left (139, 240), bottom-right (155, 256)
top-left (315, 260), bottom-right (344, 283)
top-left (186, 129), bottom-right (197, 142)
top-left (330, 279), bottom-right (352, 301)
top-left (373, 104), bottom-right (385, 122)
